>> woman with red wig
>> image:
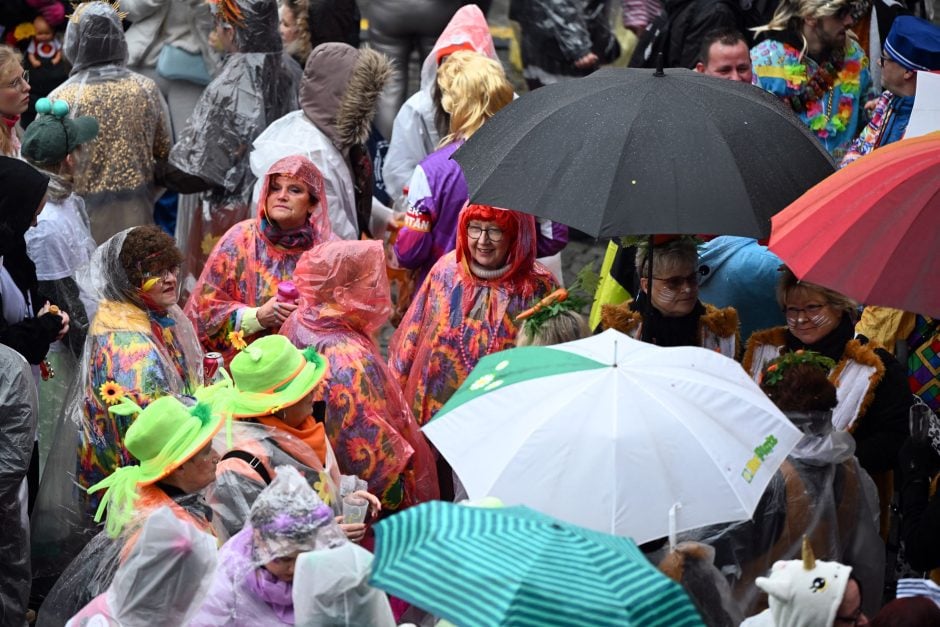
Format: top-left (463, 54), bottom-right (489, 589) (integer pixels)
top-left (389, 203), bottom-right (558, 430)
top-left (185, 155), bottom-right (333, 363)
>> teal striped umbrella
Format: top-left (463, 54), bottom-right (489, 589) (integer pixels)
top-left (370, 501), bottom-right (705, 627)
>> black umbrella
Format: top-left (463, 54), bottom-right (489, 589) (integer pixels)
top-left (452, 65), bottom-right (835, 239)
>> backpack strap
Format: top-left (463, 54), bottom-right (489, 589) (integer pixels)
top-left (221, 449), bottom-right (272, 485)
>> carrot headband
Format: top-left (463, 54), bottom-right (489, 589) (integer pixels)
top-left (515, 265), bottom-right (598, 341)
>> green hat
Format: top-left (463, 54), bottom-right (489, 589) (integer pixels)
top-left (87, 395), bottom-right (225, 537)
top-left (21, 98), bottom-right (99, 166)
top-left (228, 335), bottom-right (328, 418)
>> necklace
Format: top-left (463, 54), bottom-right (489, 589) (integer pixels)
top-left (456, 318), bottom-right (502, 373)
top-left (780, 43), bottom-right (862, 138)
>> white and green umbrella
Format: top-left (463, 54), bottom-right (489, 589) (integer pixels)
top-left (424, 329), bottom-right (802, 545)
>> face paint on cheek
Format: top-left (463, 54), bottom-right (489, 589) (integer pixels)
top-left (657, 285), bottom-right (679, 302)
top-left (810, 312), bottom-right (833, 328)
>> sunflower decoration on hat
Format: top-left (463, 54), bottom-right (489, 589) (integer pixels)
top-left (87, 395), bottom-right (228, 537)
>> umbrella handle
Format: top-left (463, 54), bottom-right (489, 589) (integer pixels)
top-left (668, 502), bottom-right (682, 551)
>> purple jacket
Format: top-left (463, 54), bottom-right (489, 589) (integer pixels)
top-left (395, 140), bottom-right (568, 288)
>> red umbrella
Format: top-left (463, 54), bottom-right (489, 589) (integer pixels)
top-left (769, 131), bottom-right (940, 317)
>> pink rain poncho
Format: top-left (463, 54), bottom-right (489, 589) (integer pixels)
top-left (389, 205), bottom-right (558, 426)
top-left (184, 155), bottom-right (332, 362)
top-left (381, 3), bottom-right (498, 200)
top-left (280, 240), bottom-right (439, 511)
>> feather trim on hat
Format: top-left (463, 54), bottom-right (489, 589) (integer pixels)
top-left (333, 48), bottom-right (392, 149)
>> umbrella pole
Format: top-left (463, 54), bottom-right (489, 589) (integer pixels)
top-left (642, 235), bottom-right (655, 343)
top-left (668, 502), bottom-right (682, 551)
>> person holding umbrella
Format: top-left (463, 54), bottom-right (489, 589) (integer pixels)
top-left (688, 350), bottom-right (884, 618)
top-left (599, 236), bottom-right (740, 358)
top-left (743, 268), bottom-right (911, 484)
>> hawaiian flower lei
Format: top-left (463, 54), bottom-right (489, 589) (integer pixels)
top-left (783, 45), bottom-right (863, 138)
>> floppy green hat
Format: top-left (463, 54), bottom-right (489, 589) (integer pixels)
top-left (87, 395), bottom-right (225, 537)
top-left (228, 334), bottom-right (328, 418)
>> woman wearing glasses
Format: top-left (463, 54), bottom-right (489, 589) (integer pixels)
top-left (34, 225), bottom-right (202, 535)
top-left (0, 46), bottom-right (31, 157)
top-left (743, 267), bottom-right (911, 480)
top-left (390, 203), bottom-right (558, 432)
top-left (600, 236), bottom-right (740, 358)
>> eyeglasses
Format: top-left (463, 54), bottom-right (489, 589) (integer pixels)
top-left (784, 303), bottom-right (827, 322)
top-left (467, 225), bottom-right (504, 242)
top-left (653, 273), bottom-right (698, 291)
top-left (878, 52), bottom-right (898, 68)
top-left (142, 265), bottom-right (181, 283)
top-left (828, 1), bottom-right (865, 21)
top-left (4, 70), bottom-right (29, 91)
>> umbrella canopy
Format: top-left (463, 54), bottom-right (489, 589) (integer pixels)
top-left (452, 66), bottom-right (834, 239)
top-left (370, 500), bottom-right (705, 627)
top-left (769, 131), bottom-right (940, 317)
top-left (423, 330), bottom-right (802, 545)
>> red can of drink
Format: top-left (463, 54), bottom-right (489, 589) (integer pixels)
top-left (203, 352), bottom-right (224, 385)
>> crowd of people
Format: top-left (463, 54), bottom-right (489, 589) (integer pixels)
top-left (1, 0), bottom-right (939, 625)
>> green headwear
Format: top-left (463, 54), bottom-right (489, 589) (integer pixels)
top-left (21, 98), bottom-right (99, 166)
top-left (88, 395), bottom-right (225, 537)
top-left (226, 335), bottom-right (328, 418)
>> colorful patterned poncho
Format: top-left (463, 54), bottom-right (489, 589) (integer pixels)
top-left (280, 241), bottom-right (439, 511)
top-left (79, 300), bottom-right (202, 498)
top-left (389, 205), bottom-right (559, 426)
top-left (184, 156), bottom-right (333, 363)
top-left (31, 229), bottom-right (202, 582)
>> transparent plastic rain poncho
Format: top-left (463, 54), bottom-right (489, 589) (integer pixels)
top-left (280, 240), bottom-right (439, 510)
top-left (191, 466), bottom-right (347, 625)
top-left (681, 417), bottom-right (885, 618)
top-left (64, 506), bottom-right (218, 627)
top-left (31, 228), bottom-right (203, 584)
top-left (50, 1), bottom-right (171, 243)
top-left (39, 485), bottom-right (218, 627)
top-left (293, 543), bottom-right (396, 627)
top-left (382, 4), bottom-right (498, 200)
top-left (27, 187), bottom-right (97, 473)
top-left (170, 0), bottom-right (301, 289)
top-left (388, 206), bottom-right (559, 425)
top-left (206, 419), bottom-right (358, 541)
top-left (0, 346), bottom-right (38, 626)
top-left (184, 155), bottom-right (333, 364)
